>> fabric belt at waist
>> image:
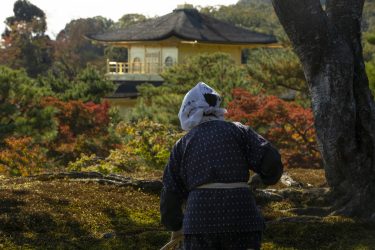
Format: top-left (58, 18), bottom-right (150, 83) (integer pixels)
top-left (196, 182), bottom-right (249, 189)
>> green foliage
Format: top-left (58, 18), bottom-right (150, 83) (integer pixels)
top-left (363, 1), bottom-right (375, 33)
top-left (37, 66), bottom-right (115, 103)
top-left (53, 16), bottom-right (113, 77)
top-left (246, 47), bottom-right (310, 106)
top-left (58, 16), bottom-right (113, 43)
top-left (129, 53), bottom-right (258, 126)
top-left (0, 66), bottom-right (118, 170)
top-left (69, 120), bottom-right (183, 173)
top-left (36, 70), bottom-right (72, 96)
top-left (68, 154), bottom-right (117, 174)
top-left (68, 148), bottom-right (142, 174)
top-left (5, 0), bottom-right (47, 35)
top-left (161, 52), bottom-right (250, 102)
top-left (363, 32), bottom-right (375, 61)
top-left (63, 66), bottom-right (115, 103)
top-left (2, 34), bottom-right (52, 78)
top-left (105, 46), bottom-right (128, 62)
top-left (0, 137), bottom-right (50, 176)
top-left (115, 120), bottom-right (184, 170)
top-left (129, 84), bottom-right (183, 127)
top-left (112, 13), bottom-right (147, 29)
top-left (0, 0), bottom-right (53, 77)
top-left (200, 1), bottom-right (283, 36)
top-left (365, 61), bottom-right (375, 96)
top-left (366, 33), bottom-right (375, 45)
top-left (0, 66), bottom-right (57, 143)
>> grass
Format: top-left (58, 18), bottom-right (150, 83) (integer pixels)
top-left (0, 169), bottom-right (375, 250)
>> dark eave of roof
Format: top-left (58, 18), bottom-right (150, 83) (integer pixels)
top-left (88, 8), bottom-right (277, 44)
top-left (106, 81), bottom-right (164, 98)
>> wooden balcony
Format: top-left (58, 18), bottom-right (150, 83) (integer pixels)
top-left (106, 60), bottom-right (169, 82)
top-left (106, 60), bottom-right (175, 74)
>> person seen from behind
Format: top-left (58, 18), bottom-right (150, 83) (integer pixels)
top-left (160, 82), bottom-right (283, 250)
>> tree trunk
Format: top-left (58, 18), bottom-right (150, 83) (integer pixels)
top-left (272, 0), bottom-right (375, 219)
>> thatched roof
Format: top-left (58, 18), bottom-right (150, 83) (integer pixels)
top-left (88, 8), bottom-right (276, 44)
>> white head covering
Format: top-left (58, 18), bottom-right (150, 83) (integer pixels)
top-left (178, 82), bottom-right (227, 131)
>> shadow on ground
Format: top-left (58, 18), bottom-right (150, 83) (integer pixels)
top-left (0, 179), bottom-right (169, 249)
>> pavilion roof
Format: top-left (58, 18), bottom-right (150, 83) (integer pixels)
top-left (88, 8), bottom-right (277, 44)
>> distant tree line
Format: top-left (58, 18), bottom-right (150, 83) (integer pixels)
top-left (0, 0), bottom-right (148, 79)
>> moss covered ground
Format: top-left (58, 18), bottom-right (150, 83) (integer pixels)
top-left (0, 177), bottom-right (168, 249)
top-left (0, 170), bottom-right (375, 250)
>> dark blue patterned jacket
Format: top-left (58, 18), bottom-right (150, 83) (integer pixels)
top-left (160, 120), bottom-right (283, 234)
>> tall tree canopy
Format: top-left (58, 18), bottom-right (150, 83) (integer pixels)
top-left (0, 0), bottom-right (52, 77)
top-left (200, 0), bottom-right (282, 36)
top-left (5, 0), bottom-right (46, 34)
top-left (272, 0), bottom-right (375, 219)
top-left (54, 16), bottom-right (113, 78)
top-left (0, 66), bottom-right (57, 143)
top-left (113, 14), bottom-right (147, 29)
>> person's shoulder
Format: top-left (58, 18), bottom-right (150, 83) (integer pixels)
top-left (226, 121), bottom-right (256, 136)
top-left (230, 121), bottom-right (244, 127)
top-left (171, 137), bottom-right (185, 156)
top-left (198, 120), bottom-right (247, 131)
top-left (225, 120), bottom-right (247, 130)
top-left (211, 119), bottom-right (239, 127)
top-left (187, 120), bottom-right (240, 134)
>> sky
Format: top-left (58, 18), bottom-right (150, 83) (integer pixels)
top-left (0, 0), bottom-right (238, 38)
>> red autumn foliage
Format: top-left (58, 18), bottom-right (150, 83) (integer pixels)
top-left (0, 137), bottom-right (49, 176)
top-left (226, 88), bottom-right (322, 169)
top-left (41, 97), bottom-right (115, 163)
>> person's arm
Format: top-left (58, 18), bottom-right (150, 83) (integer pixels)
top-left (160, 189), bottom-right (184, 231)
top-left (257, 144), bottom-right (283, 185)
top-left (160, 141), bottom-right (187, 232)
top-left (235, 122), bottom-right (283, 186)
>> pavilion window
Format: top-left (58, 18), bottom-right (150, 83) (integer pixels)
top-left (164, 56), bottom-right (174, 67)
top-left (133, 57), bottom-right (142, 73)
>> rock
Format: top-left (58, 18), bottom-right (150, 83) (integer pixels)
top-left (102, 232), bottom-right (116, 239)
top-left (302, 187), bottom-right (330, 197)
top-left (252, 187), bottom-right (332, 207)
top-left (284, 206), bottom-right (332, 217)
top-left (254, 189), bottom-right (284, 202)
top-left (276, 188), bottom-right (303, 201)
top-left (280, 172), bottom-right (303, 188)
